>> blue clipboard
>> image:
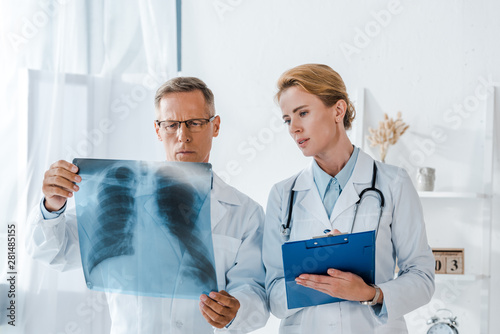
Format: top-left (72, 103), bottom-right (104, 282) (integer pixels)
top-left (282, 230), bottom-right (376, 309)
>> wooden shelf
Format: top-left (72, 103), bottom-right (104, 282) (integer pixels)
top-left (418, 191), bottom-right (490, 199)
top-left (435, 274), bottom-right (488, 281)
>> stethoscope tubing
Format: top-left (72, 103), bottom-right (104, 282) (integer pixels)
top-left (281, 161), bottom-right (385, 241)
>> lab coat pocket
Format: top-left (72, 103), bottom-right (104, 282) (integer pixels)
top-left (279, 311), bottom-right (303, 333)
top-left (288, 218), bottom-right (321, 241)
top-left (212, 234), bottom-right (242, 291)
top-left (279, 324), bottom-right (301, 334)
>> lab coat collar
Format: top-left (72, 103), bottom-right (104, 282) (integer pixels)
top-left (211, 173), bottom-right (241, 230)
top-left (292, 148), bottom-right (371, 192)
top-left (349, 149), bottom-right (375, 185)
top-left (293, 163), bottom-right (330, 227)
top-left (329, 150), bottom-right (374, 222)
top-left (291, 150), bottom-right (376, 228)
top-left (212, 173), bottom-right (242, 205)
top-left (292, 163), bottom-right (316, 191)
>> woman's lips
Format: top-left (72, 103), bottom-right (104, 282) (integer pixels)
top-left (297, 138), bottom-right (309, 148)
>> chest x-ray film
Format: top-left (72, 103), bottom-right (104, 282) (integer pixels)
top-left (73, 158), bottom-right (216, 299)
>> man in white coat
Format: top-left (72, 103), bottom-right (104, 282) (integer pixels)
top-left (26, 77), bottom-right (269, 333)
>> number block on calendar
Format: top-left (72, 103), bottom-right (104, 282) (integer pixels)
top-left (432, 248), bottom-right (464, 274)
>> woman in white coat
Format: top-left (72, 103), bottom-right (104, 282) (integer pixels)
top-left (263, 64), bottom-right (435, 333)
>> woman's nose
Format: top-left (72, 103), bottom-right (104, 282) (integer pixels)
top-left (289, 119), bottom-right (302, 134)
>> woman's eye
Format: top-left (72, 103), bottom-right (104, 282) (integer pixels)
top-left (283, 119), bottom-right (291, 125)
top-left (299, 111), bottom-right (308, 117)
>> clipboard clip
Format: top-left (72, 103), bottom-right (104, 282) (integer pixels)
top-left (312, 232), bottom-right (348, 239)
top-left (306, 235), bottom-right (349, 248)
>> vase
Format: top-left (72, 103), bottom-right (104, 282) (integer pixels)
top-left (416, 167), bottom-right (435, 191)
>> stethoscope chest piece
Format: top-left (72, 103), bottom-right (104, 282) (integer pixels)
top-left (280, 224), bottom-right (291, 239)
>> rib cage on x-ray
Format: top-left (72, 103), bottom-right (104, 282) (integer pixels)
top-left (88, 166), bottom-right (138, 273)
top-left (73, 158), bottom-right (216, 299)
top-left (155, 167), bottom-right (216, 290)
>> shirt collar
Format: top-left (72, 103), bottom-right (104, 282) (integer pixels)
top-left (312, 146), bottom-right (360, 198)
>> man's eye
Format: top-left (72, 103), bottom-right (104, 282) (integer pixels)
top-left (165, 122), bottom-right (178, 129)
top-left (189, 121), bottom-right (203, 127)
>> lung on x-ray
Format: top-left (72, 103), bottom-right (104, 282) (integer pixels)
top-left (73, 158), bottom-right (216, 299)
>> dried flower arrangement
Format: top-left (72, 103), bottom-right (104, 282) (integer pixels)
top-left (367, 112), bottom-right (409, 163)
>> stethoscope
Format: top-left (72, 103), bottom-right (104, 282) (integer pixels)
top-left (280, 162), bottom-right (385, 241)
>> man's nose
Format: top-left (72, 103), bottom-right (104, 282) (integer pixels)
top-left (177, 123), bottom-right (191, 142)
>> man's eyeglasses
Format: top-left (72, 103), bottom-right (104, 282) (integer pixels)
top-left (155, 116), bottom-right (216, 133)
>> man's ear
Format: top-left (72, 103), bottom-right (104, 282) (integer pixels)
top-left (212, 115), bottom-right (221, 138)
top-left (154, 122), bottom-right (162, 141)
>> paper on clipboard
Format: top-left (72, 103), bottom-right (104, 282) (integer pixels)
top-left (282, 230), bottom-right (376, 309)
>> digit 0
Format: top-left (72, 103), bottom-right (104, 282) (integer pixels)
top-left (435, 260), bottom-right (442, 271)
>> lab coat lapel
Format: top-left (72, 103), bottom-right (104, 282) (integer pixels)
top-left (329, 150), bottom-right (374, 223)
top-left (211, 199), bottom-right (227, 231)
top-left (210, 173), bottom-right (241, 231)
top-left (294, 163), bottom-right (332, 230)
top-left (329, 181), bottom-right (359, 223)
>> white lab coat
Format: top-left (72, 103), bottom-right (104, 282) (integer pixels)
top-left (26, 174), bottom-right (269, 334)
top-left (263, 150), bottom-right (435, 333)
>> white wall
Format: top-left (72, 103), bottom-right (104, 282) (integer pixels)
top-left (179, 0), bottom-right (500, 332)
top-left (2, 0), bottom-right (498, 332)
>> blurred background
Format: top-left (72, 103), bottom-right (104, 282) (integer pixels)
top-left (1, 0), bottom-right (499, 333)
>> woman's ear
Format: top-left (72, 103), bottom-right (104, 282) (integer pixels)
top-left (334, 100), bottom-right (347, 123)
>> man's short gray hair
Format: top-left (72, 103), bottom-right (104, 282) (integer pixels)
top-left (154, 77), bottom-right (215, 117)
